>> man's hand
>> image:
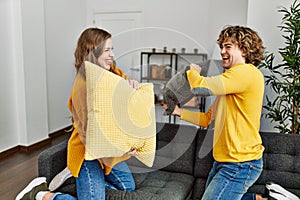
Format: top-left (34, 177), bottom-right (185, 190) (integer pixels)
top-left (190, 63), bottom-right (202, 74)
top-left (162, 103), bottom-right (183, 117)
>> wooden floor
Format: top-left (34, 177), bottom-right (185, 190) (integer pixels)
top-left (0, 133), bottom-right (70, 200)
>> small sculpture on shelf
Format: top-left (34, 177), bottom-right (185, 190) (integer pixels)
top-left (163, 46), bottom-right (167, 53)
top-left (181, 48), bottom-right (186, 53)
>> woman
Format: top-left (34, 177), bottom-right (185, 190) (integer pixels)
top-left (16, 27), bottom-right (138, 200)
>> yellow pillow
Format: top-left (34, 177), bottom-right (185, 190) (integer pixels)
top-left (84, 61), bottom-right (156, 167)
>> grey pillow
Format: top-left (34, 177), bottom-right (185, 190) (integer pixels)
top-left (163, 66), bottom-right (194, 114)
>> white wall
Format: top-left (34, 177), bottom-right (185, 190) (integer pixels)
top-left (247, 0), bottom-right (294, 132)
top-left (20, 0), bottom-right (49, 145)
top-left (0, 0), bottom-right (293, 152)
top-left (44, 0), bottom-right (86, 133)
top-left (0, 0), bottom-right (20, 150)
top-left (0, 0), bottom-right (85, 152)
top-left (86, 0), bottom-right (248, 64)
top-left (0, 0), bottom-right (49, 150)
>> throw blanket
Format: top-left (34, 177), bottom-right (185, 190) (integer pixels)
top-left (84, 61), bottom-right (156, 167)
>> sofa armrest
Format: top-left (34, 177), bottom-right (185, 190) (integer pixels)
top-left (38, 139), bottom-right (68, 183)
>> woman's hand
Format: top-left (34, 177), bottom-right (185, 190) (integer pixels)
top-left (127, 149), bottom-right (138, 157)
top-left (127, 79), bottom-right (139, 89)
top-left (190, 63), bottom-right (202, 74)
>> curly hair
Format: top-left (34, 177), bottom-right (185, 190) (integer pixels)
top-left (74, 28), bottom-right (111, 72)
top-left (217, 25), bottom-right (265, 66)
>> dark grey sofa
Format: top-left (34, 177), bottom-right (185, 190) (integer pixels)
top-left (38, 122), bottom-right (300, 199)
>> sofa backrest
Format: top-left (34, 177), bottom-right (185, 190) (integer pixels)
top-left (257, 132), bottom-right (300, 196)
top-left (127, 122), bottom-right (198, 175)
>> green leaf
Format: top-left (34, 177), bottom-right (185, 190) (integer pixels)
top-left (263, 0), bottom-right (300, 134)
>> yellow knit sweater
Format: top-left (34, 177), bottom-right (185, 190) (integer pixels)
top-left (182, 63), bottom-right (265, 162)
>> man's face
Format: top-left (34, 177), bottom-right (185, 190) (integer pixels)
top-left (219, 38), bottom-right (245, 69)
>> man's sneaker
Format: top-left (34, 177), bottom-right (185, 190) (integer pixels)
top-left (49, 167), bottom-right (72, 191)
top-left (15, 177), bottom-right (48, 200)
top-left (266, 182), bottom-right (300, 200)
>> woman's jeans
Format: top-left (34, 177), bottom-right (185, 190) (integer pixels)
top-left (51, 160), bottom-right (135, 200)
top-left (202, 158), bottom-right (263, 200)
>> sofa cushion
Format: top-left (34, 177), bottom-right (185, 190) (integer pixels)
top-left (127, 122), bottom-right (198, 175)
top-left (106, 170), bottom-right (194, 200)
top-left (57, 170), bottom-right (196, 199)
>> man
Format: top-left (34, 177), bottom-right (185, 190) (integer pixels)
top-left (164, 25), bottom-right (265, 200)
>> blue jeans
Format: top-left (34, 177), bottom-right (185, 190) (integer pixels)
top-left (51, 160), bottom-right (135, 200)
top-left (202, 158), bottom-right (263, 200)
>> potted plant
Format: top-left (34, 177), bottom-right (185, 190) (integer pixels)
top-left (259, 0), bottom-right (300, 134)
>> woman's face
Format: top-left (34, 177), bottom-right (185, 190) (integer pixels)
top-left (97, 38), bottom-right (114, 70)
